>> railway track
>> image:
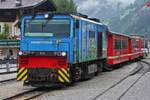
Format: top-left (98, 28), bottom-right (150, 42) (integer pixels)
top-left (116, 61), bottom-right (150, 100)
top-left (92, 60), bottom-right (150, 100)
top-left (0, 66), bottom-right (17, 69)
top-left (0, 71), bottom-right (17, 75)
top-left (3, 60), bottom-right (150, 100)
top-left (3, 88), bottom-right (45, 100)
top-left (0, 78), bottom-right (16, 84)
top-left (3, 85), bottom-right (64, 100)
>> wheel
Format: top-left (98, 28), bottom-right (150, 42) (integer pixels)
top-left (95, 63), bottom-right (102, 76)
top-left (103, 63), bottom-right (113, 71)
top-left (73, 67), bottom-right (82, 81)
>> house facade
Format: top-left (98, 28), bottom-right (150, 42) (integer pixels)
top-left (0, 0), bottom-right (56, 60)
top-left (0, 0), bottom-right (56, 37)
top-left (0, 22), bottom-right (17, 36)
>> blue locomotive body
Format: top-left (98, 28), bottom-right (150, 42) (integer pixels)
top-left (18, 13), bottom-right (108, 86)
top-left (20, 14), bottom-right (74, 63)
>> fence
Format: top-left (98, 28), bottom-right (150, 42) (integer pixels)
top-left (0, 58), bottom-right (18, 73)
top-left (0, 40), bottom-right (19, 73)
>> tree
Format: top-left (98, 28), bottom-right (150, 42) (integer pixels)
top-left (3, 24), bottom-right (9, 35)
top-left (53, 0), bottom-right (77, 13)
top-left (0, 24), bottom-right (10, 39)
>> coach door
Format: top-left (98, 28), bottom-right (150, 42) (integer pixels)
top-left (113, 35), bottom-right (121, 63)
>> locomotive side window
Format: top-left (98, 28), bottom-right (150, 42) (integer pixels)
top-left (89, 23), bottom-right (96, 39)
top-left (88, 23), bottom-right (97, 60)
top-left (103, 32), bottom-right (107, 50)
top-left (73, 20), bottom-right (79, 62)
top-left (89, 30), bottom-right (95, 38)
top-left (81, 21), bottom-right (88, 61)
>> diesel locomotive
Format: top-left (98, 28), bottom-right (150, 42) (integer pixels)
top-left (17, 13), bottom-right (147, 87)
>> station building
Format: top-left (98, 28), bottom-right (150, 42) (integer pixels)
top-left (0, 0), bottom-right (56, 60)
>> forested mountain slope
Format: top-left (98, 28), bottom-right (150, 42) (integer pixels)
top-left (109, 0), bottom-right (150, 39)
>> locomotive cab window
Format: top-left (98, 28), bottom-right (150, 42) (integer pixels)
top-left (25, 19), bottom-right (70, 38)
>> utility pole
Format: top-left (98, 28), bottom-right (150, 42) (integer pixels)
top-left (6, 59), bottom-right (10, 72)
top-left (6, 49), bottom-right (11, 72)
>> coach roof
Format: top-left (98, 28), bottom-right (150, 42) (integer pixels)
top-left (109, 31), bottom-right (131, 38)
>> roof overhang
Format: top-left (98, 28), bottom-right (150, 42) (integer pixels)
top-left (0, 0), bottom-right (56, 22)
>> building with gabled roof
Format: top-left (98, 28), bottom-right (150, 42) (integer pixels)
top-left (0, 0), bottom-right (56, 35)
top-left (0, 0), bottom-right (56, 60)
top-left (0, 0), bottom-right (56, 22)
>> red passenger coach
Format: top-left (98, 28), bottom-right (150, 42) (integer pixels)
top-left (139, 37), bottom-right (145, 57)
top-left (107, 32), bottom-right (130, 66)
top-left (130, 35), bottom-right (144, 60)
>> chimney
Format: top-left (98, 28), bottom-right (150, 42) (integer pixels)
top-left (15, 0), bottom-right (22, 7)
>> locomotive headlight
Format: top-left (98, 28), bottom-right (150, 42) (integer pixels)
top-left (62, 52), bottom-right (66, 56)
top-left (18, 51), bottom-right (23, 55)
top-left (44, 14), bottom-right (49, 19)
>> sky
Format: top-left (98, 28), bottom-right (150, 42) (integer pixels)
top-left (74, 0), bottom-right (136, 18)
top-left (112, 0), bottom-right (135, 4)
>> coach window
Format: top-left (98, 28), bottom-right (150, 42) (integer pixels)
top-left (125, 40), bottom-right (128, 49)
top-left (132, 40), bottom-right (136, 48)
top-left (145, 42), bottom-right (148, 48)
top-left (142, 41), bottom-right (145, 48)
top-left (122, 39), bottom-right (128, 49)
top-left (115, 40), bottom-right (117, 49)
top-left (122, 40), bottom-right (124, 49)
top-left (114, 39), bottom-right (121, 49)
top-left (119, 40), bottom-right (121, 49)
top-left (114, 39), bottom-right (117, 49)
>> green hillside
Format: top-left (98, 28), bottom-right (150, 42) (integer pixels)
top-left (109, 0), bottom-right (150, 40)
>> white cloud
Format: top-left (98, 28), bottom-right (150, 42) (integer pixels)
top-left (119, 0), bottom-right (135, 4)
top-left (107, 0), bottom-right (136, 7)
top-left (77, 0), bottom-right (100, 13)
top-left (74, 0), bottom-right (136, 19)
top-left (75, 0), bottom-right (135, 12)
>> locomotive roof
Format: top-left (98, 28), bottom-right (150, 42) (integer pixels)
top-left (71, 15), bottom-right (103, 26)
top-left (109, 31), bottom-right (131, 38)
top-left (26, 12), bottom-right (104, 26)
